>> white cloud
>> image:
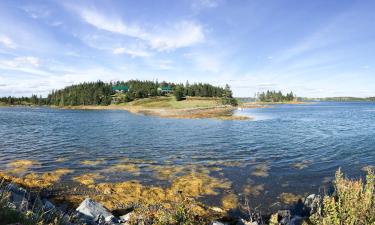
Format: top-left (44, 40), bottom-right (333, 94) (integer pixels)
top-left (0, 35), bottom-right (17, 49)
top-left (113, 47), bottom-right (151, 57)
top-left (75, 7), bottom-right (204, 51)
top-left (1, 56), bottom-right (41, 68)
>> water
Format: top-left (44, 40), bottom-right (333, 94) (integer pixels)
top-left (0, 102), bottom-right (374, 212)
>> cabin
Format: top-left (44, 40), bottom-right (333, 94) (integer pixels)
top-left (112, 85), bottom-right (129, 93)
top-left (157, 86), bottom-right (173, 94)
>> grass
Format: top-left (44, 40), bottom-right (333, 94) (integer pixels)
top-left (121, 96), bottom-right (222, 109)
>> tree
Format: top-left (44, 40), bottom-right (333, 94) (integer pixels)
top-left (174, 86), bottom-right (185, 101)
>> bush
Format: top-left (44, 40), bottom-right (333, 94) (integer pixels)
top-left (221, 97), bottom-right (238, 106)
top-left (174, 86), bottom-right (185, 101)
top-left (307, 168), bottom-right (374, 225)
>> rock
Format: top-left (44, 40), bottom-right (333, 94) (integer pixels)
top-left (120, 212), bottom-right (134, 223)
top-left (277, 210), bottom-right (291, 225)
top-left (211, 206), bottom-right (226, 214)
top-left (76, 198), bottom-right (113, 221)
top-left (237, 218), bottom-right (258, 225)
top-left (212, 221), bottom-right (227, 225)
top-left (290, 215), bottom-right (304, 225)
top-left (7, 183), bottom-right (27, 195)
top-left (42, 199), bottom-right (55, 211)
top-left (95, 214), bottom-right (106, 224)
top-left (304, 194), bottom-right (321, 215)
top-left (6, 183), bottom-right (28, 209)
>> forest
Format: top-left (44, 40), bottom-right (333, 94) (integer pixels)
top-left (0, 80), bottom-right (236, 106)
top-left (257, 90), bottom-right (296, 102)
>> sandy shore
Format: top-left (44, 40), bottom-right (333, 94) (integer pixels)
top-left (56, 104), bottom-right (251, 120)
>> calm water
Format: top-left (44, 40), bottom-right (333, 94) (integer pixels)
top-left (0, 102), bottom-right (374, 211)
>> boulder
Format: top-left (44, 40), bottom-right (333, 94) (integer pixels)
top-left (42, 199), bottom-right (56, 211)
top-left (290, 215), bottom-right (304, 225)
top-left (304, 194), bottom-right (321, 215)
top-left (277, 210), bottom-right (291, 225)
top-left (76, 198), bottom-right (113, 221)
top-left (237, 218), bottom-right (258, 225)
top-left (212, 221), bottom-right (229, 225)
top-left (6, 183), bottom-right (28, 209)
top-left (120, 212), bottom-right (134, 223)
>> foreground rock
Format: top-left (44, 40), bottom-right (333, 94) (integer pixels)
top-left (76, 198), bottom-right (120, 224)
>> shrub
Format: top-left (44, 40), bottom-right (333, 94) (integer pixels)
top-left (307, 168), bottom-right (374, 225)
top-left (221, 97), bottom-right (238, 106)
top-left (174, 86), bottom-right (185, 101)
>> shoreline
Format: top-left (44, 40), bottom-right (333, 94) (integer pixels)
top-left (60, 105), bottom-right (250, 120)
top-left (0, 99), bottom-right (310, 120)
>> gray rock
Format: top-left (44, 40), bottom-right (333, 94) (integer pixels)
top-left (42, 199), bottom-right (56, 211)
top-left (6, 183), bottom-right (27, 195)
top-left (304, 194), bottom-right (321, 215)
top-left (290, 215), bottom-right (304, 225)
top-left (212, 221), bottom-right (228, 225)
top-left (76, 198), bottom-right (113, 220)
top-left (237, 218), bottom-right (258, 225)
top-left (120, 212), bottom-right (134, 223)
top-left (6, 183), bottom-right (28, 209)
top-left (277, 210), bottom-right (291, 225)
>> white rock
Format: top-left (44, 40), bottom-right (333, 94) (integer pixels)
top-left (237, 218), bottom-right (258, 225)
top-left (212, 221), bottom-right (226, 225)
top-left (120, 212), bottom-right (133, 222)
top-left (76, 198), bottom-right (113, 220)
top-left (304, 194), bottom-right (321, 214)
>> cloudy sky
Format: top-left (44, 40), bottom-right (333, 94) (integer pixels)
top-left (0, 0), bottom-right (374, 97)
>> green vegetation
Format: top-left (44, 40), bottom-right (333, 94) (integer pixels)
top-left (124, 96), bottom-right (222, 109)
top-left (48, 81), bottom-right (112, 106)
top-left (0, 95), bottom-right (46, 106)
top-left (257, 90), bottom-right (296, 102)
top-left (0, 80), bottom-right (237, 107)
top-left (305, 168), bottom-right (374, 225)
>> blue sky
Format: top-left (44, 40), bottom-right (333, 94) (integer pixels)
top-left (0, 0), bottom-right (374, 97)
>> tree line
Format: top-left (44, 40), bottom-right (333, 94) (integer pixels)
top-left (0, 80), bottom-right (237, 106)
top-left (257, 90), bottom-right (296, 102)
top-left (0, 95), bottom-right (47, 106)
top-left (174, 83), bottom-right (237, 105)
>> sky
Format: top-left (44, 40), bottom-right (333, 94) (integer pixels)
top-left (0, 0), bottom-right (374, 97)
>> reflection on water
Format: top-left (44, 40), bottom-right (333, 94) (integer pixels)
top-left (0, 102), bottom-right (375, 212)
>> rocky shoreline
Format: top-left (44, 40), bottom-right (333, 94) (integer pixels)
top-left (1, 182), bottom-right (320, 225)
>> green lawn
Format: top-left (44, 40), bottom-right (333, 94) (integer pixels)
top-left (116, 96), bottom-right (222, 109)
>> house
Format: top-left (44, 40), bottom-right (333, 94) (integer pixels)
top-left (112, 85), bottom-right (129, 93)
top-left (157, 86), bottom-right (173, 94)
